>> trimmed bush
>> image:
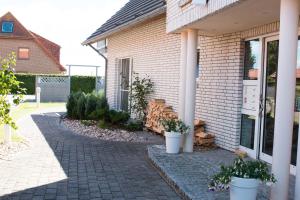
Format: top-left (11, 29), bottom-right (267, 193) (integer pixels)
top-left (67, 91), bottom-right (109, 121)
top-left (71, 76), bottom-right (96, 93)
top-left (77, 93), bottom-right (87, 120)
top-left (15, 74), bottom-right (36, 95)
top-left (66, 91), bottom-right (83, 118)
top-left (98, 120), bottom-right (108, 129)
top-left (125, 120), bottom-right (143, 132)
top-left (85, 93), bottom-right (98, 119)
top-left (108, 110), bottom-right (130, 125)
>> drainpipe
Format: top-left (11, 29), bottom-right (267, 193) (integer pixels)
top-left (88, 44), bottom-right (108, 98)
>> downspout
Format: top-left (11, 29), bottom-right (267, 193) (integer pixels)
top-left (88, 44), bottom-right (108, 98)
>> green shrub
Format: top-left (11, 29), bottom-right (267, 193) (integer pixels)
top-left (108, 110), bottom-right (130, 125)
top-left (77, 93), bottom-right (87, 119)
top-left (80, 120), bottom-right (96, 126)
top-left (85, 92), bottom-right (109, 120)
top-left (66, 91), bottom-right (83, 119)
top-left (71, 76), bottom-right (96, 93)
top-left (95, 96), bottom-right (109, 120)
top-left (125, 120), bottom-right (143, 132)
top-left (85, 94), bottom-right (97, 118)
top-left (98, 119), bottom-right (108, 129)
top-left (15, 74), bottom-right (36, 95)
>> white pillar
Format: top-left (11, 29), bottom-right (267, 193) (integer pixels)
top-left (179, 31), bottom-right (188, 121)
top-left (4, 124), bottom-right (11, 145)
top-left (183, 29), bottom-right (198, 153)
top-left (271, 0), bottom-right (300, 199)
top-left (36, 87), bottom-right (41, 108)
top-left (295, 113), bottom-right (300, 200)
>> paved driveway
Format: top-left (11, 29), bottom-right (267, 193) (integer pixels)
top-left (0, 111), bottom-right (180, 200)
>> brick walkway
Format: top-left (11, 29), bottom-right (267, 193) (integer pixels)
top-left (0, 110), bottom-right (180, 200)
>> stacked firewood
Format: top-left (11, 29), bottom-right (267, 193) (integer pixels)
top-left (145, 99), bottom-right (177, 135)
top-left (145, 99), bottom-right (215, 147)
top-left (194, 119), bottom-right (215, 147)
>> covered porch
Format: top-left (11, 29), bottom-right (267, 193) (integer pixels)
top-left (174, 0), bottom-right (300, 199)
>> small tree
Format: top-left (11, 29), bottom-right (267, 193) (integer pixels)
top-left (0, 53), bottom-right (25, 129)
top-left (130, 73), bottom-right (153, 122)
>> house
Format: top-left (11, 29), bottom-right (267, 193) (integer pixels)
top-left (83, 0), bottom-right (300, 199)
top-left (0, 12), bottom-right (65, 74)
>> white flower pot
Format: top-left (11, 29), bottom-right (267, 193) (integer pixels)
top-left (230, 177), bottom-right (259, 200)
top-left (165, 131), bottom-right (182, 154)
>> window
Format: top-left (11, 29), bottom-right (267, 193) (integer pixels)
top-left (117, 58), bottom-right (131, 111)
top-left (196, 50), bottom-right (200, 78)
top-left (18, 48), bottom-right (30, 60)
top-left (240, 114), bottom-right (256, 149)
top-left (244, 39), bottom-right (261, 80)
top-left (1, 21), bottom-right (14, 33)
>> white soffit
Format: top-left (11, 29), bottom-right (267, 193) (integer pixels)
top-left (190, 0), bottom-right (281, 35)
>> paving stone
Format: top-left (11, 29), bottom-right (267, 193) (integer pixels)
top-left (148, 145), bottom-right (296, 200)
top-left (0, 110), bottom-right (179, 200)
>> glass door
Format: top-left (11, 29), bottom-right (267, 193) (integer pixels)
top-left (259, 37), bottom-right (279, 163)
top-left (239, 39), bottom-right (262, 158)
top-left (259, 36), bottom-right (299, 170)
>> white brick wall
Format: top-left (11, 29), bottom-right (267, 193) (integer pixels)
top-left (106, 15), bottom-right (181, 112)
top-left (106, 15), bottom-right (283, 151)
top-left (196, 33), bottom-right (244, 151)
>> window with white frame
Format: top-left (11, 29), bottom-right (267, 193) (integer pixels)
top-left (117, 58), bottom-right (131, 112)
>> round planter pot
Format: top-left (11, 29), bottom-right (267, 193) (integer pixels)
top-left (165, 131), bottom-right (182, 154)
top-left (230, 177), bottom-right (259, 200)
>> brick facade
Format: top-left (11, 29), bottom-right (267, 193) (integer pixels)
top-left (0, 39), bottom-right (62, 74)
top-left (106, 15), bottom-right (181, 111)
top-left (106, 13), bottom-right (283, 151)
top-left (196, 33), bottom-right (244, 150)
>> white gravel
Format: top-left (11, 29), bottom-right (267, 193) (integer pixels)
top-left (62, 118), bottom-right (163, 143)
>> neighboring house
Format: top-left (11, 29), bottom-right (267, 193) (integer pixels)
top-left (0, 12), bottom-right (65, 74)
top-left (84, 0), bottom-right (300, 198)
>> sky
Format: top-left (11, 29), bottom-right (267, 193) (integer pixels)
top-left (0, 0), bottom-right (128, 76)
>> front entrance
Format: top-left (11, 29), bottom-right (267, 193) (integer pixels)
top-left (240, 35), bottom-right (300, 171)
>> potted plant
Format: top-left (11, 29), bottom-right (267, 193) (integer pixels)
top-left (161, 119), bottom-right (189, 154)
top-left (208, 157), bottom-right (276, 200)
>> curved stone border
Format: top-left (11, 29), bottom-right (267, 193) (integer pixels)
top-left (147, 145), bottom-right (190, 200)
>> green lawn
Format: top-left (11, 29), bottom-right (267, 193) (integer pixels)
top-left (0, 102), bottom-right (66, 143)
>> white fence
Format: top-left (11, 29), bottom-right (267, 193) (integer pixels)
top-left (36, 76), bottom-right (70, 102)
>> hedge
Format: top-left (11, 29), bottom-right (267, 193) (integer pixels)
top-left (71, 76), bottom-right (96, 93)
top-left (14, 74), bottom-right (97, 94)
top-left (15, 74), bottom-right (36, 95)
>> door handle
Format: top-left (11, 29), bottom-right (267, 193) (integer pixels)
top-left (259, 95), bottom-right (264, 116)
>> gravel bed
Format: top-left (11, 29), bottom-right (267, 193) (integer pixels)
top-left (0, 141), bottom-right (29, 161)
top-left (62, 118), bottom-right (164, 143)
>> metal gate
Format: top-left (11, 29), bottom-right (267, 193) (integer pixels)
top-left (36, 76), bottom-right (70, 102)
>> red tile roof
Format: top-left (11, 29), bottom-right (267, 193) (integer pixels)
top-left (0, 12), bottom-right (65, 72)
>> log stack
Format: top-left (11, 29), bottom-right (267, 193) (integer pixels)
top-left (145, 99), bottom-right (215, 147)
top-left (194, 119), bottom-right (215, 147)
top-left (145, 99), bottom-right (177, 135)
